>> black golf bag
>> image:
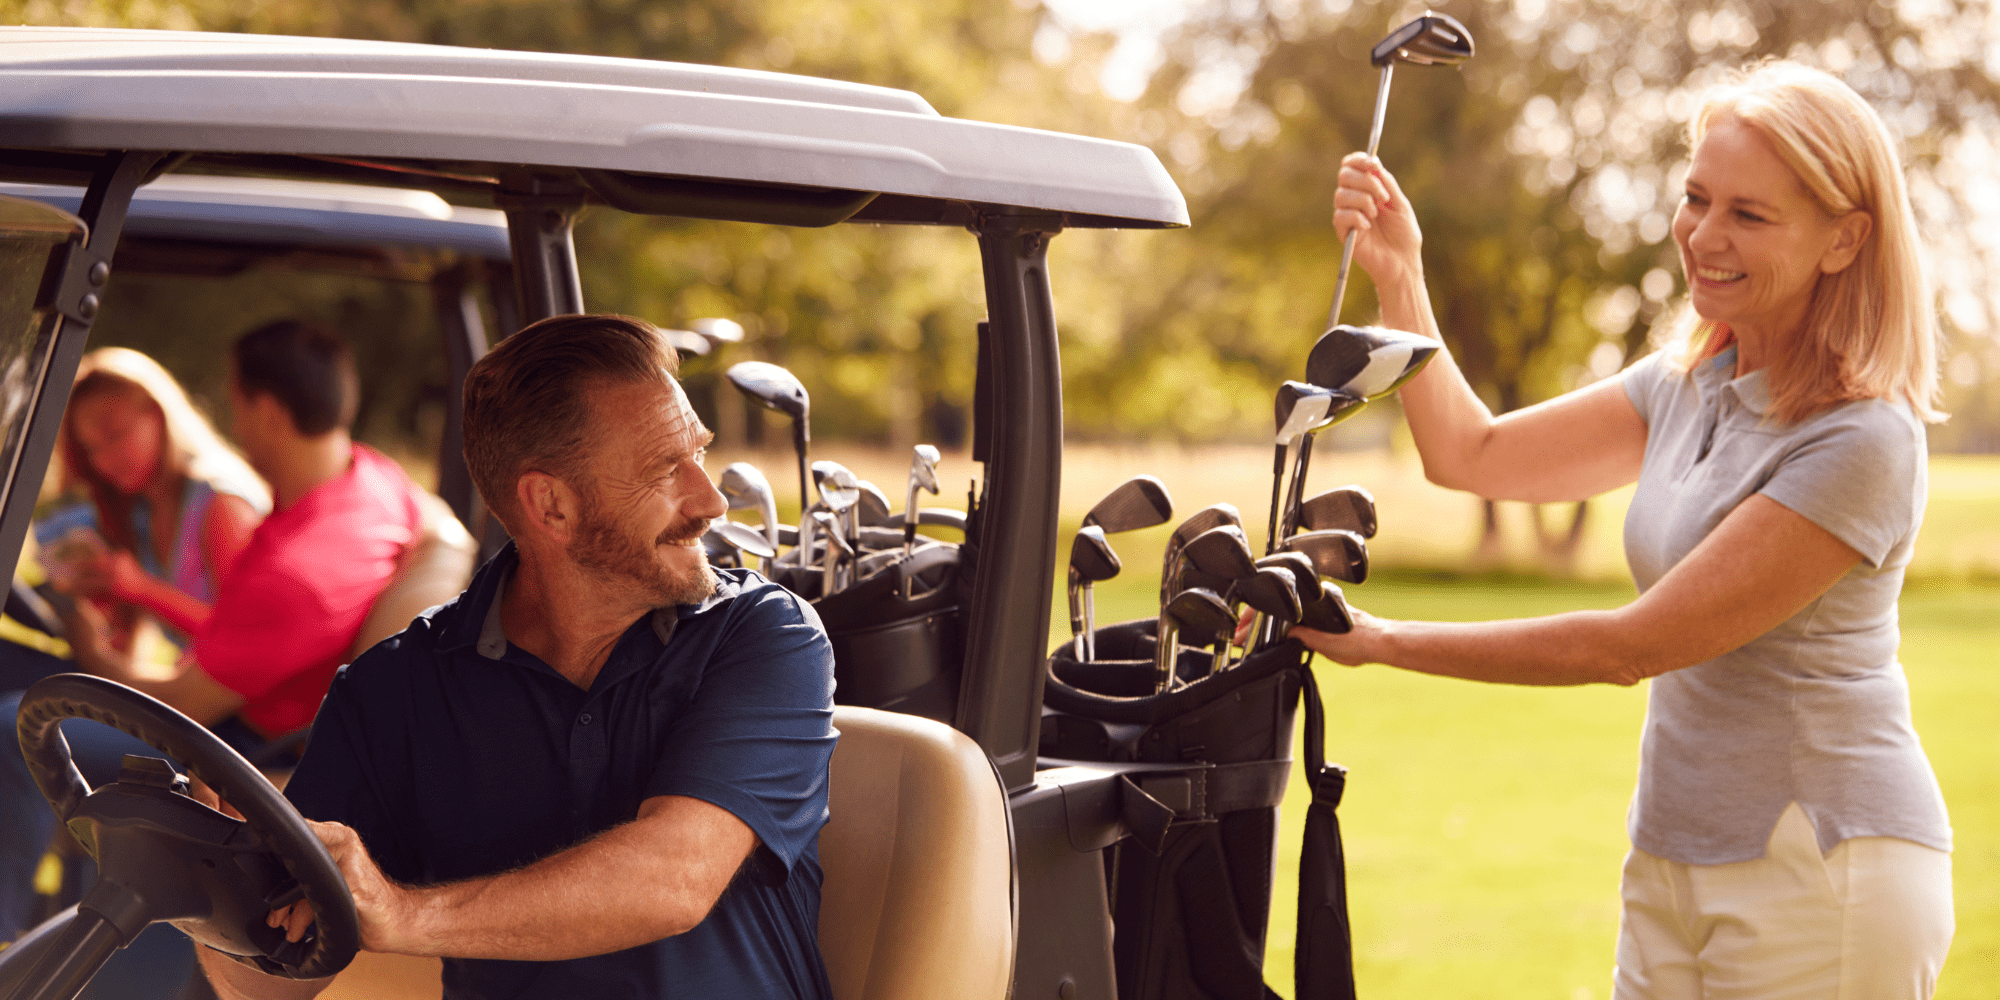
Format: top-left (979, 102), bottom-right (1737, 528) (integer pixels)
top-left (809, 541), bottom-right (965, 723)
top-left (1043, 620), bottom-right (1356, 1000)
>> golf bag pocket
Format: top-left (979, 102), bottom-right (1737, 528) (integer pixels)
top-left (815, 543), bottom-right (964, 723)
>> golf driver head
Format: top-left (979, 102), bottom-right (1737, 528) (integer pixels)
top-left (1228, 567), bottom-right (1303, 624)
top-left (1306, 325), bottom-right (1440, 402)
top-left (854, 480), bottom-right (894, 527)
top-left (1181, 525), bottom-right (1257, 582)
top-left (1370, 11), bottom-right (1475, 67)
top-left (1282, 528), bottom-right (1371, 585)
top-left (725, 361), bottom-right (810, 422)
top-left (1082, 474), bottom-right (1174, 534)
top-left (1070, 524), bottom-right (1122, 584)
top-left (709, 520), bottom-right (776, 561)
top-left (1165, 587), bottom-right (1236, 646)
top-left (1297, 485), bottom-right (1378, 539)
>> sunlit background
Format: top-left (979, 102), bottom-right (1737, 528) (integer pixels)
top-left (7, 0), bottom-right (1996, 996)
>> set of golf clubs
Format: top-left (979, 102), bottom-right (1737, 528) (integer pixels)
top-left (702, 359), bottom-right (959, 601)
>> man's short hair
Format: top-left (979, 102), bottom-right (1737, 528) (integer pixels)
top-left (231, 320), bottom-right (360, 436)
top-left (462, 314), bottom-right (681, 528)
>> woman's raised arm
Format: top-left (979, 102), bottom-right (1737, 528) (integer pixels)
top-left (1334, 153), bottom-right (1647, 502)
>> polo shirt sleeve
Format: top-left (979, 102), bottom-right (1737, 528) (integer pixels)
top-left (195, 563), bottom-right (336, 702)
top-left (1620, 350), bottom-right (1671, 425)
top-left (647, 586), bottom-right (836, 873)
top-left (1757, 401), bottom-right (1921, 569)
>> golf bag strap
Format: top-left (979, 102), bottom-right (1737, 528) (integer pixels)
top-left (1118, 760), bottom-right (1295, 855)
top-left (1294, 665), bottom-right (1358, 1000)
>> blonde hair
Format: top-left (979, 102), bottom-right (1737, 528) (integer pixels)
top-left (59, 348), bottom-right (269, 551)
top-left (1661, 61), bottom-right (1943, 425)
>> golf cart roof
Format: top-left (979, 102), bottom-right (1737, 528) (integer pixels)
top-left (0, 27), bottom-right (1190, 230)
top-left (0, 174), bottom-right (511, 267)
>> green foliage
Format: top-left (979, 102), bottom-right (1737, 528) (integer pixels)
top-left (7, 0), bottom-right (1997, 448)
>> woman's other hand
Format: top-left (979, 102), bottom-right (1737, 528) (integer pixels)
top-left (1332, 152), bottom-right (1424, 290)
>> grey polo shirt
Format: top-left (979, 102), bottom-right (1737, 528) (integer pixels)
top-left (1620, 346), bottom-right (1950, 865)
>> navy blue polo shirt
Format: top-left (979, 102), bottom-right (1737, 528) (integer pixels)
top-left (283, 544), bottom-right (837, 999)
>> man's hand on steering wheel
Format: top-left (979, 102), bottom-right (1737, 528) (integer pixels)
top-left (273, 820), bottom-right (414, 955)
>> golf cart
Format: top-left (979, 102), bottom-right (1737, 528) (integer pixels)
top-left (0, 25), bottom-right (1367, 1000)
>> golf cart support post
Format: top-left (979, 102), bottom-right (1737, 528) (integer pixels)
top-left (0, 26), bottom-right (1195, 1000)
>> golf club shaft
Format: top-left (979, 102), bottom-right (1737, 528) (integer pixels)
top-left (1266, 442), bottom-right (1288, 556)
top-left (1326, 63), bottom-right (1396, 331)
top-left (1083, 583), bottom-right (1098, 662)
top-left (1068, 568), bottom-right (1086, 660)
top-left (794, 423), bottom-right (812, 519)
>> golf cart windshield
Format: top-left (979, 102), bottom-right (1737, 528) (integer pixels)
top-left (0, 196), bottom-right (86, 525)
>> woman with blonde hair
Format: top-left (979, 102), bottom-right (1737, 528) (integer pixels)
top-left (50, 347), bottom-right (268, 644)
top-left (1306, 61), bottom-right (1953, 996)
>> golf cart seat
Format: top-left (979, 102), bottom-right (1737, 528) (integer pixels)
top-left (818, 706), bottom-right (1014, 1000)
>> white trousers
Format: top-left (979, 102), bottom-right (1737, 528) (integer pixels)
top-left (1613, 803), bottom-right (1954, 1000)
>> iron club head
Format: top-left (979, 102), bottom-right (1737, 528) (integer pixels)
top-left (1281, 528), bottom-right (1370, 585)
top-left (1228, 567), bottom-right (1303, 624)
top-left (1297, 485), bottom-right (1378, 539)
top-left (1082, 475), bottom-right (1174, 534)
top-left (1165, 587), bottom-right (1237, 647)
top-left (708, 520), bottom-right (776, 561)
top-left (854, 479), bottom-right (893, 527)
top-left (1180, 525), bottom-right (1257, 583)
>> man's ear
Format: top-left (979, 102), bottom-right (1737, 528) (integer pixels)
top-left (1819, 210), bottom-right (1872, 274)
top-left (514, 470), bottom-right (580, 547)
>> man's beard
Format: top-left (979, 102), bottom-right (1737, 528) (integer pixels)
top-left (567, 489), bottom-right (716, 608)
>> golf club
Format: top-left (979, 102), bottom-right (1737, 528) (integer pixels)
top-left (1159, 503), bottom-right (1243, 606)
top-left (1297, 485), bottom-right (1378, 539)
top-left (1326, 11), bottom-right (1474, 328)
top-left (726, 360), bottom-right (812, 515)
top-left (854, 480), bottom-right (894, 528)
top-left (1281, 528), bottom-right (1370, 584)
top-left (812, 510), bottom-right (848, 598)
top-left (904, 444), bottom-right (942, 555)
top-left (708, 520), bottom-right (777, 572)
top-left (1082, 474), bottom-right (1174, 534)
top-left (813, 462), bottom-right (861, 587)
top-left (719, 461), bottom-right (781, 553)
top-left (1163, 586), bottom-right (1237, 678)
top-left (1068, 524), bottom-right (1121, 660)
top-left (1269, 380), bottom-right (1352, 554)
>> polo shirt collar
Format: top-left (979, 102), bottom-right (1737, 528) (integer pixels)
top-left (1693, 345), bottom-right (1773, 417)
top-left (439, 541), bottom-right (741, 660)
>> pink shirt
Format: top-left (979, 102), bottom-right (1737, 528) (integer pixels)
top-left (195, 445), bottom-right (423, 736)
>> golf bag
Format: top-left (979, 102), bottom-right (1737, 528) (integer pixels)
top-left (809, 541), bottom-right (966, 724)
top-left (1043, 620), bottom-right (1356, 1000)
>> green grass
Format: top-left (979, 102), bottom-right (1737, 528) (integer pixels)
top-left (1062, 571), bottom-right (1998, 999)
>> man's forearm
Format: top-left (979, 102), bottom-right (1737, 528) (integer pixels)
top-left (311, 795), bottom-right (756, 962)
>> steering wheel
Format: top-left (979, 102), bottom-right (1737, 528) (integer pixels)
top-left (7, 673), bottom-right (360, 986)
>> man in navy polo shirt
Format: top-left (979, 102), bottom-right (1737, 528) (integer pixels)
top-left (197, 314), bottom-right (837, 999)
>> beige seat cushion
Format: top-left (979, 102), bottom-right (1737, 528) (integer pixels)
top-left (349, 491), bottom-right (476, 659)
top-left (819, 706), bottom-right (1014, 1000)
